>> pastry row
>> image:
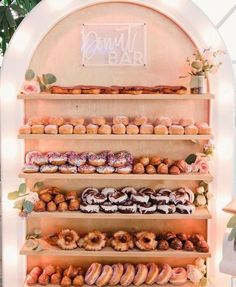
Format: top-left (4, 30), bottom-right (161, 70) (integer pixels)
top-left (45, 229), bottom-right (209, 253)
top-left (34, 186), bottom-right (197, 215)
top-left (49, 84), bottom-right (187, 95)
top-left (23, 151), bottom-right (209, 175)
top-left (26, 261), bottom-right (204, 286)
top-left (19, 115), bottom-right (211, 135)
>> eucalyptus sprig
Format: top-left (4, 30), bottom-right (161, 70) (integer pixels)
top-left (25, 69), bottom-right (57, 92)
top-left (227, 215), bottom-right (236, 248)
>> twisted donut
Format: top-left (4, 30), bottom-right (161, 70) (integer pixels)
top-left (57, 229), bottom-right (79, 250)
top-left (135, 232), bottom-right (158, 251)
top-left (111, 231), bottom-right (134, 251)
top-left (169, 267), bottom-right (187, 286)
top-left (120, 264), bottom-right (135, 287)
top-left (83, 231), bottom-right (106, 251)
top-left (109, 263), bottom-right (124, 286)
top-left (85, 263), bottom-right (102, 285)
top-left (96, 265), bottom-right (113, 287)
top-left (145, 263), bottom-right (159, 285)
top-left (156, 264), bottom-right (172, 285)
top-left (133, 264), bottom-right (148, 286)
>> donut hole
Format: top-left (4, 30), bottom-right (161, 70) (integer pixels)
top-left (64, 233), bottom-right (74, 243)
top-left (119, 235), bottom-right (128, 243)
top-left (143, 237), bottom-right (151, 244)
top-left (91, 236), bottom-right (100, 243)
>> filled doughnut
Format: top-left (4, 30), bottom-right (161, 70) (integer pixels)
top-left (96, 265), bottom-right (113, 287)
top-left (126, 124), bottom-right (139, 134)
top-left (113, 116), bottom-right (129, 126)
top-left (91, 116), bottom-right (106, 126)
top-left (59, 124), bottom-right (73, 134)
top-left (149, 156), bottom-right (162, 166)
top-left (184, 124), bottom-right (198, 135)
top-left (86, 124), bottom-right (98, 134)
top-left (133, 264), bottom-right (148, 286)
top-left (82, 231), bottom-right (106, 251)
top-left (69, 199), bottom-right (80, 211)
top-left (38, 273), bottom-right (50, 285)
top-left (85, 263), bottom-right (102, 285)
top-left (135, 231), bottom-right (157, 251)
top-left (156, 116), bottom-right (172, 127)
top-left (98, 124), bottom-right (112, 134)
top-left (133, 163), bottom-right (145, 174)
top-left (120, 264), bottom-right (135, 287)
top-left (31, 125), bottom-right (44, 134)
top-left (58, 202), bottom-right (68, 212)
top-left (169, 125), bottom-right (184, 135)
top-left (45, 125), bottom-right (58, 134)
top-left (48, 117), bottom-right (65, 126)
top-left (70, 117), bottom-right (85, 126)
top-left (73, 275), bottom-right (84, 287)
top-left (154, 125), bottom-right (168, 135)
top-left (112, 123), bottom-right (126, 134)
top-left (195, 122), bottom-right (211, 134)
top-left (57, 229), bottom-right (79, 250)
top-left (111, 231), bottom-right (134, 251)
top-left (156, 264), bottom-right (172, 285)
top-left (109, 263), bottom-right (124, 286)
top-left (27, 116), bottom-right (44, 125)
top-left (74, 124), bottom-right (86, 134)
top-left (146, 263), bottom-right (159, 285)
top-left (169, 267), bottom-right (187, 286)
top-left (133, 116), bottom-right (148, 126)
top-left (170, 238), bottom-right (183, 250)
top-left (140, 124), bottom-right (154, 134)
top-left (157, 239), bottom-right (169, 251)
top-left (19, 125), bottom-right (31, 134)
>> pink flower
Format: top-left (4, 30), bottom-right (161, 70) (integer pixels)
top-left (195, 158), bottom-right (209, 174)
top-left (22, 80), bottom-right (40, 95)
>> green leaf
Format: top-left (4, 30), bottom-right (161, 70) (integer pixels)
top-left (23, 200), bottom-right (34, 213)
top-left (42, 73), bottom-right (57, 85)
top-left (10, 3), bottom-right (27, 16)
top-left (228, 227), bottom-right (236, 241)
top-left (5, 7), bottom-right (16, 28)
top-left (185, 153), bottom-right (197, 164)
top-left (18, 183), bottom-right (27, 194)
top-left (25, 69), bottom-right (35, 80)
top-left (33, 181), bottom-right (44, 191)
top-left (227, 215), bottom-right (236, 228)
top-left (8, 191), bottom-right (19, 200)
top-left (13, 199), bottom-right (24, 210)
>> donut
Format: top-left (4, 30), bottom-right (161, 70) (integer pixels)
top-left (183, 240), bottom-right (194, 251)
top-left (179, 118), bottom-right (194, 127)
top-left (176, 232), bottom-right (188, 242)
top-left (98, 124), bottom-right (112, 134)
top-left (169, 267), bottom-right (187, 286)
top-left (81, 187), bottom-right (99, 203)
top-left (195, 122), bottom-right (211, 135)
top-left (63, 265), bottom-right (79, 278)
top-left (169, 189), bottom-right (189, 204)
top-left (34, 200), bottom-right (46, 212)
top-left (120, 264), bottom-right (135, 287)
top-left (40, 164), bottom-right (58, 173)
top-left (31, 125), bottom-right (44, 134)
top-left (157, 204), bottom-right (176, 214)
top-left (54, 193), bottom-right (65, 204)
top-left (109, 263), bottom-right (124, 286)
top-left (169, 165), bottom-right (181, 175)
top-left (88, 152), bottom-right (107, 167)
top-left (131, 192), bottom-right (149, 204)
top-left (107, 151), bottom-right (131, 167)
top-left (86, 124), bottom-right (98, 134)
top-left (101, 187), bottom-right (116, 197)
top-left (182, 187), bottom-right (195, 203)
top-left (81, 86), bottom-right (102, 94)
top-left (112, 123), bottom-right (126, 135)
top-left (68, 152), bottom-right (87, 167)
top-left (155, 117), bottom-right (172, 127)
top-left (80, 203), bottom-right (100, 213)
top-left (78, 164), bottom-right (96, 174)
top-left (113, 116), bottom-right (129, 126)
top-left (27, 116), bottom-right (44, 125)
top-left (48, 116), bottom-right (65, 126)
top-left (111, 231), bottom-right (134, 251)
top-left (169, 125), bottom-right (184, 135)
top-left (138, 203), bottom-right (156, 214)
top-left (47, 152), bottom-right (67, 165)
top-left (121, 186), bottom-right (137, 197)
top-left (70, 117), bottom-right (85, 126)
top-left (38, 273), bottom-right (50, 285)
top-left (108, 190), bottom-right (128, 204)
top-left (51, 273), bottom-right (61, 284)
top-left (150, 189), bottom-right (171, 204)
top-left (86, 192), bottom-right (106, 205)
top-left (44, 265), bottom-right (56, 276)
top-left (73, 275), bottom-right (84, 287)
top-left (58, 202), bottom-right (68, 212)
top-left (146, 263), bottom-right (159, 285)
top-left (118, 201), bottom-right (137, 213)
top-left (74, 124), bottom-right (86, 134)
top-left (96, 265), bottom-right (113, 287)
top-left (133, 163), bottom-right (145, 174)
top-left (47, 201), bottom-right (58, 211)
top-left (65, 190), bottom-right (77, 201)
top-left (133, 264), bottom-right (148, 286)
top-left (157, 163), bottom-right (169, 174)
top-left (69, 199), bottom-right (80, 211)
top-left (135, 231), bottom-right (157, 251)
top-left (85, 263), bottom-right (102, 285)
top-left (115, 165), bottom-right (132, 174)
top-left (176, 202), bottom-right (196, 214)
top-left (57, 229), bottom-right (79, 250)
top-left (100, 202), bottom-right (118, 213)
top-left (154, 125), bottom-right (168, 135)
top-left (45, 124), bottom-right (58, 134)
top-left (170, 238), bottom-right (183, 250)
top-left (134, 116), bottom-right (148, 126)
top-left (83, 231), bottom-right (106, 251)
top-left (184, 125), bottom-right (198, 135)
top-left (91, 116), bottom-right (106, 126)
top-left (96, 165), bottom-right (114, 174)
top-left (157, 239), bottom-right (169, 250)
top-left (140, 124), bottom-right (154, 134)
top-left (22, 164), bottom-right (39, 173)
top-left (139, 187), bottom-right (155, 196)
top-left (126, 124), bottom-right (139, 135)
top-left (59, 124), bottom-right (73, 134)
top-left (156, 264), bottom-right (172, 285)
top-left (25, 151), bottom-right (43, 164)
top-left (30, 154), bottom-right (48, 166)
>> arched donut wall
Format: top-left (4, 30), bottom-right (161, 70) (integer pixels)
top-left (0, 1), bottom-right (235, 287)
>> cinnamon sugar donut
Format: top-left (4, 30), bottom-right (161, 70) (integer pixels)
top-left (82, 230), bottom-right (106, 251)
top-left (109, 263), bottom-right (124, 286)
top-left (96, 265), bottom-right (113, 287)
top-left (169, 267), bottom-right (187, 286)
top-left (126, 124), bottom-right (139, 135)
top-left (146, 263), bottom-right (159, 285)
top-left (135, 231), bottom-right (157, 251)
top-left (112, 123), bottom-right (126, 134)
top-left (74, 124), bottom-right (86, 134)
top-left (19, 125), bottom-right (31, 134)
top-left (113, 116), bottom-right (129, 126)
top-left (45, 125), bottom-right (58, 134)
top-left (31, 125), bottom-right (44, 134)
top-left (133, 264), bottom-right (148, 286)
top-left (91, 116), bottom-right (106, 126)
top-left (156, 264), bottom-right (172, 285)
top-left (111, 231), bottom-right (134, 251)
top-left (98, 124), bottom-right (112, 134)
top-left (120, 264), bottom-right (135, 287)
top-left (85, 263), bottom-right (102, 285)
top-left (70, 117), bottom-right (85, 126)
top-left (48, 117), bottom-right (65, 126)
top-left (59, 124), bottom-right (73, 134)
top-left (154, 125), bottom-right (168, 135)
top-left (57, 229), bottom-right (79, 250)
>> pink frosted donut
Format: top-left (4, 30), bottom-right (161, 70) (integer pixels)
top-left (25, 151), bottom-right (42, 164)
top-left (23, 164), bottom-right (39, 173)
top-left (96, 265), bottom-right (113, 287)
top-left (109, 263), bottom-right (124, 286)
top-left (78, 164), bottom-right (96, 174)
top-left (47, 152), bottom-right (67, 166)
top-left (59, 164), bottom-right (77, 174)
top-left (88, 152), bottom-right (107, 167)
top-left (31, 154), bottom-right (48, 166)
top-left (67, 152), bottom-right (87, 167)
top-left (156, 264), bottom-right (172, 285)
top-left (169, 267), bottom-right (187, 286)
top-left (40, 164), bottom-right (58, 173)
top-left (96, 165), bottom-right (115, 174)
top-left (115, 165), bottom-right (132, 174)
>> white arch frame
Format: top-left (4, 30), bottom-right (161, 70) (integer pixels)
top-left (0, 0), bottom-right (235, 286)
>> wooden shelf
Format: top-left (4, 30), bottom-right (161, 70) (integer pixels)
top-left (28, 207), bottom-right (211, 220)
top-left (19, 172), bottom-right (213, 181)
top-left (20, 244), bottom-right (211, 258)
top-left (17, 93), bottom-right (214, 100)
top-left (18, 134), bottom-right (213, 141)
top-left (24, 282), bottom-right (195, 287)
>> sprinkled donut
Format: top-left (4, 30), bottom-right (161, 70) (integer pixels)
top-left (67, 152), bottom-right (87, 167)
top-left (47, 152), bottom-right (67, 166)
top-left (96, 165), bottom-right (115, 174)
top-left (78, 164), bottom-right (96, 174)
top-left (59, 164), bottom-right (77, 174)
top-left (23, 164), bottom-right (39, 173)
top-left (88, 152), bottom-right (107, 167)
top-left (40, 164), bottom-right (58, 173)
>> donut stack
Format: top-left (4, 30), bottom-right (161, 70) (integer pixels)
top-left (19, 115), bottom-right (211, 135)
top-left (80, 186), bottom-right (196, 214)
top-left (23, 150), bottom-right (133, 174)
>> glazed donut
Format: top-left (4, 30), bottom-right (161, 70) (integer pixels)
top-left (120, 264), bottom-right (135, 287)
top-left (57, 229), bottom-right (79, 250)
top-left (146, 263), bottom-right (159, 285)
top-left (88, 152), bottom-right (107, 167)
top-left (48, 152), bottom-right (67, 165)
top-left (96, 265), bottom-right (113, 287)
top-left (100, 202), bottom-right (118, 213)
top-left (109, 190), bottom-right (128, 204)
top-left (118, 201), bottom-right (137, 213)
top-left (85, 263), bottom-right (102, 285)
top-left (96, 165), bottom-right (115, 174)
top-left (67, 152), bottom-right (87, 167)
top-left (111, 231), bottom-right (134, 251)
top-left (135, 231), bottom-right (157, 251)
top-left (80, 203), bottom-right (100, 213)
top-left (138, 203), bottom-right (156, 214)
top-left (82, 230), bottom-right (106, 251)
top-left (40, 164), bottom-right (58, 173)
top-left (78, 164), bottom-right (96, 174)
top-left (109, 263), bottom-right (124, 286)
top-left (169, 267), bottom-right (187, 286)
top-left (156, 264), bottom-right (172, 285)
top-left (23, 164), bottom-right (39, 173)
top-left (133, 264), bottom-right (148, 286)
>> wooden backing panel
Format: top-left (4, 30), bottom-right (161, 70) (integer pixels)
top-left (27, 217), bottom-right (207, 235)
